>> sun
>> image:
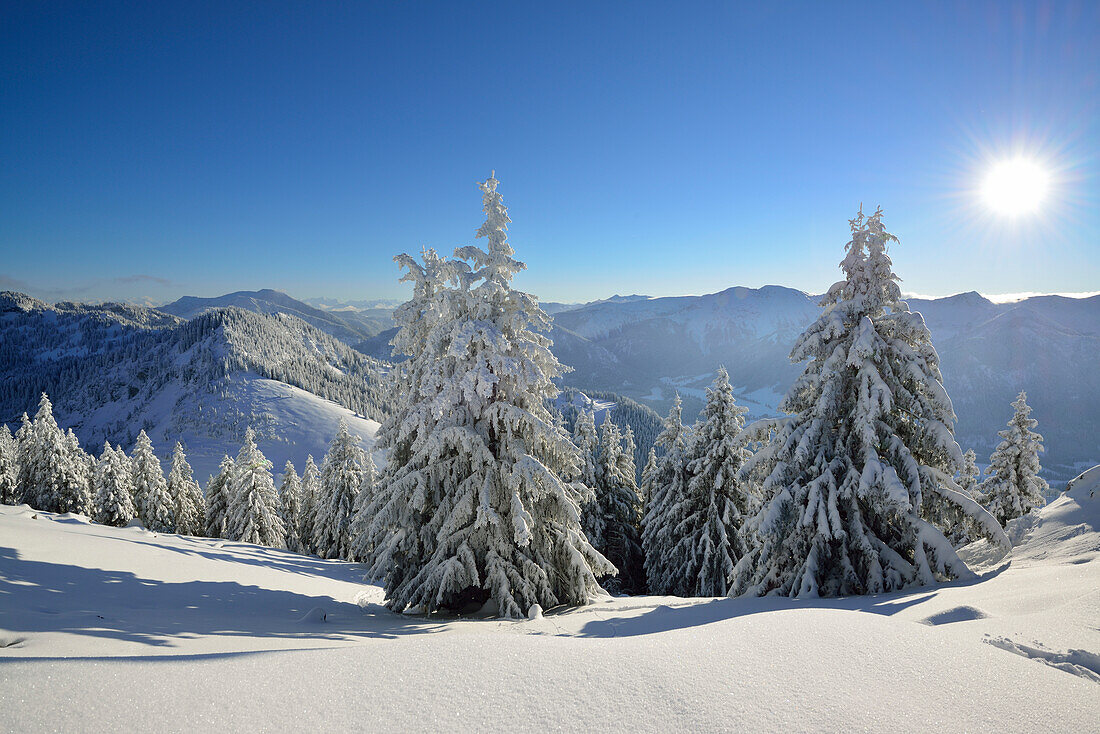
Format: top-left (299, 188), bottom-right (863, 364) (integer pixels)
top-left (980, 158), bottom-right (1049, 216)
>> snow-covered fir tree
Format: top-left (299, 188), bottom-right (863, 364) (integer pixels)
top-left (13, 413), bottom-right (33, 504)
top-left (314, 421), bottom-right (368, 560)
top-left (360, 174), bottom-right (612, 617)
top-left (572, 409), bottom-right (600, 492)
top-left (958, 449), bottom-right (981, 499)
top-left (572, 408), bottom-right (603, 547)
top-left (0, 425), bottom-right (20, 505)
top-left (227, 428), bottom-right (285, 547)
top-left (732, 207), bottom-right (1007, 598)
top-left (298, 454), bottom-right (320, 555)
top-left (349, 450), bottom-right (380, 562)
top-left (204, 455), bottom-right (233, 538)
top-left (661, 367), bottom-right (755, 597)
top-left (131, 430), bottom-right (174, 532)
top-left (278, 461), bottom-right (304, 553)
top-left (56, 428), bottom-right (94, 516)
top-left (620, 424), bottom-right (637, 483)
top-left (591, 417), bottom-right (645, 593)
top-left (642, 395), bottom-right (696, 595)
top-left (92, 442), bottom-right (136, 527)
top-left (21, 394), bottom-right (66, 511)
top-left (167, 443), bottom-right (204, 536)
top-left (981, 391), bottom-right (1049, 527)
top-left (639, 446), bottom-right (658, 506)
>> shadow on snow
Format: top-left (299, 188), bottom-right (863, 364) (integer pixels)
top-left (0, 544), bottom-right (442, 653)
top-left (574, 563), bottom-right (1010, 638)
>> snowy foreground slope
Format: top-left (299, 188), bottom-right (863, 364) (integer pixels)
top-left (2, 484), bottom-right (1098, 731)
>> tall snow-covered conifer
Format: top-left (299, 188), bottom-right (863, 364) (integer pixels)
top-left (24, 394), bottom-right (68, 512)
top-left (732, 208), bottom-right (1007, 598)
top-left (57, 429), bottom-right (94, 516)
top-left (592, 417), bottom-right (645, 593)
top-left (278, 461), bottom-right (304, 553)
top-left (620, 424), bottom-right (637, 484)
top-left (674, 367), bottom-right (754, 596)
top-left (642, 396), bottom-right (694, 595)
top-left (0, 425), bottom-right (20, 505)
top-left (131, 430), bottom-right (174, 532)
top-left (299, 454), bottom-right (320, 554)
top-left (93, 442), bottom-right (136, 527)
top-left (572, 409), bottom-right (600, 493)
top-left (361, 174), bottom-right (612, 617)
top-left (205, 455), bottom-right (234, 538)
top-left (168, 443), bottom-right (204, 536)
top-left (228, 429), bottom-right (285, 547)
top-left (314, 421), bottom-right (367, 560)
top-left (957, 449), bottom-right (981, 498)
top-left (14, 413), bottom-right (33, 505)
top-left (350, 450), bottom-right (380, 562)
top-left (981, 391), bottom-right (1048, 526)
top-left (639, 447), bottom-right (658, 506)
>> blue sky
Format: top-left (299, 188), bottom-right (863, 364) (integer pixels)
top-left (2, 1), bottom-right (1097, 304)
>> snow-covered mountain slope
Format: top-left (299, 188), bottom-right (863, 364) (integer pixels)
top-left (160, 289), bottom-right (393, 343)
top-left (82, 373), bottom-right (380, 482)
top-left (1, 293), bottom-right (389, 480)
top-left (2, 477), bottom-right (1097, 730)
top-left (549, 287), bottom-right (1099, 483)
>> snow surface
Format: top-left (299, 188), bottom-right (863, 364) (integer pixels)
top-left (2, 480), bottom-right (1097, 731)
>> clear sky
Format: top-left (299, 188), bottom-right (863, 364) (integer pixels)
top-left (2, 1), bottom-right (1097, 305)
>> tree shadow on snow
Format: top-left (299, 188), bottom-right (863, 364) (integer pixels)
top-left (105, 529), bottom-right (371, 584)
top-left (0, 546), bottom-right (441, 653)
top-left (575, 557), bottom-right (1015, 638)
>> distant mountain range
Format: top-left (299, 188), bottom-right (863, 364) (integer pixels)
top-left (4, 284), bottom-right (1097, 484)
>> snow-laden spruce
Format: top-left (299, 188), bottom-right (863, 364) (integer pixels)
top-left (205, 455), bottom-right (233, 538)
top-left (981, 391), bottom-right (1049, 527)
top-left (733, 207), bottom-right (1008, 598)
top-left (0, 425), bottom-right (18, 505)
top-left (14, 413), bottom-right (32, 499)
top-left (673, 368), bottom-right (754, 596)
top-left (298, 454), bottom-right (320, 555)
top-left (641, 395), bottom-right (695, 595)
top-left (131, 430), bottom-right (174, 532)
top-left (639, 447), bottom-right (658, 506)
top-left (278, 461), bottom-right (305, 553)
top-left (227, 429), bottom-right (285, 547)
top-left (958, 449), bottom-right (981, 499)
top-left (314, 421), bottom-right (367, 560)
top-left (361, 174), bottom-right (612, 617)
top-left (93, 442), bottom-right (136, 527)
top-left (19, 394), bottom-right (89, 514)
top-left (349, 450), bottom-right (379, 562)
top-left (572, 408), bottom-right (604, 551)
top-left (572, 410), bottom-right (600, 493)
top-left (59, 429), bottom-right (94, 516)
top-left (168, 443), bottom-right (205, 536)
top-left (591, 417), bottom-right (645, 593)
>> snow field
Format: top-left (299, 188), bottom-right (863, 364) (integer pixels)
top-left (2, 478), bottom-right (1097, 731)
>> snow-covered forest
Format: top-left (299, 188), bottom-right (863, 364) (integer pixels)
top-left (3, 173), bottom-right (1097, 731)
top-left (1, 176), bottom-right (1071, 607)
